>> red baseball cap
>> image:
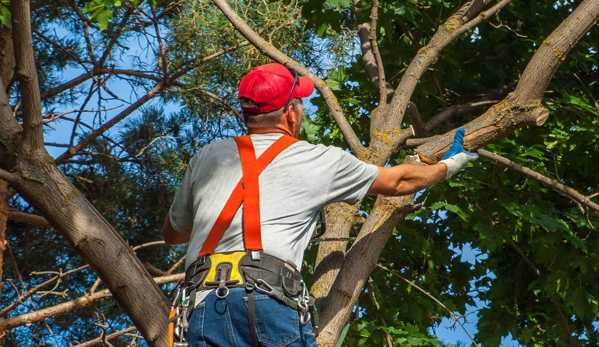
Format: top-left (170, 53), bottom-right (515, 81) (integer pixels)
top-left (238, 63), bottom-right (314, 114)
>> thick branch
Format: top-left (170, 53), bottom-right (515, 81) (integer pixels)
top-left (358, 23), bottom-right (381, 91)
top-left (369, 0), bottom-right (387, 105)
top-left (514, 0), bottom-right (599, 102)
top-left (11, 0), bottom-right (45, 154)
top-left (0, 169), bottom-right (18, 185)
top-left (211, 0), bottom-right (365, 156)
top-left (317, 193), bottom-right (421, 345)
top-left (7, 209), bottom-right (51, 228)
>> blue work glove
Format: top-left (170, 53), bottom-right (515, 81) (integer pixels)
top-left (439, 128), bottom-right (478, 179)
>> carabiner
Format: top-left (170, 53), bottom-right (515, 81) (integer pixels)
top-left (255, 279), bottom-right (274, 294)
top-left (181, 287), bottom-right (190, 308)
top-left (300, 310), bottom-right (311, 325)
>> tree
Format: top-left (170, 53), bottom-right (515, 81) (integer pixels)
top-left (1, 0), bottom-right (599, 346)
top-left (194, 0), bottom-right (599, 345)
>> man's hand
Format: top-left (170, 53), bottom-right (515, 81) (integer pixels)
top-left (439, 128), bottom-right (478, 179)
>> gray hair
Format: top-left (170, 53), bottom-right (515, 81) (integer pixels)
top-left (240, 98), bottom-right (303, 129)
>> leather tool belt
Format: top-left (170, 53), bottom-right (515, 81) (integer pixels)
top-left (184, 251), bottom-right (304, 298)
top-left (183, 251), bottom-right (319, 338)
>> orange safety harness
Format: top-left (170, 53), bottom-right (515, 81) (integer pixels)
top-left (198, 134), bottom-right (299, 256)
top-left (173, 135), bottom-right (319, 347)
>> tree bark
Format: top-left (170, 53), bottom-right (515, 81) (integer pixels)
top-left (0, 180), bottom-right (8, 307)
top-left (311, 203), bottom-right (360, 299)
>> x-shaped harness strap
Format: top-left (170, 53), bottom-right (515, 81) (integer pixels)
top-left (198, 135), bottom-right (299, 257)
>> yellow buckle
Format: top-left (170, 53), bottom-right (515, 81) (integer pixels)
top-left (202, 251), bottom-right (246, 288)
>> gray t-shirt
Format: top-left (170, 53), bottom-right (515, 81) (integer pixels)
top-left (169, 133), bottom-right (378, 270)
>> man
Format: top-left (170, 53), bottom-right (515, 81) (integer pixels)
top-left (163, 63), bottom-right (477, 347)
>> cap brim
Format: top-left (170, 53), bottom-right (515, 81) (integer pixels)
top-left (295, 76), bottom-right (314, 98)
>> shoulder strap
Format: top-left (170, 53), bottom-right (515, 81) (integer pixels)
top-left (198, 135), bottom-right (299, 257)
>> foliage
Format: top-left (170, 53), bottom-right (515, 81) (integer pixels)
top-left (1, 0), bottom-right (599, 346)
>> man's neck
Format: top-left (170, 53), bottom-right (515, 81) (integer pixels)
top-left (248, 128), bottom-right (295, 137)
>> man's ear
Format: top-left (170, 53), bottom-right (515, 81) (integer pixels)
top-left (285, 105), bottom-right (296, 124)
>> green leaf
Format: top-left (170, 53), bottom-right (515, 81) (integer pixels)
top-left (428, 201), bottom-right (468, 220)
top-left (335, 323), bottom-right (350, 347)
top-left (83, 0), bottom-right (113, 31)
top-left (327, 0), bottom-right (351, 7)
top-left (539, 214), bottom-right (567, 232)
top-left (300, 117), bottom-right (321, 142)
top-left (0, 0), bottom-right (10, 27)
top-left (326, 66), bottom-right (349, 91)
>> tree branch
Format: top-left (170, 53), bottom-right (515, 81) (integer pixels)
top-left (358, 23), bottom-right (381, 91)
top-left (376, 264), bottom-right (479, 347)
top-left (369, 0), bottom-right (387, 105)
top-left (11, 0), bottom-right (45, 154)
top-left (423, 100), bottom-right (499, 134)
top-left (369, 0), bottom-right (512, 162)
top-left (0, 273), bottom-right (184, 331)
top-left (414, 1), bottom-right (599, 164)
top-left (54, 84), bottom-right (164, 165)
top-left (0, 169), bottom-right (18, 185)
top-left (7, 209), bottom-right (51, 228)
top-left (514, 0), bottom-right (599, 103)
top-left (34, 29), bottom-right (85, 66)
top-left (0, 265), bottom-right (90, 318)
top-left (74, 326), bottom-right (138, 347)
top-left (71, 1), bottom-right (97, 65)
top-left (478, 149), bottom-right (599, 213)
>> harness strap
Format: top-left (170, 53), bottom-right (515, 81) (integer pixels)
top-left (198, 135), bottom-right (298, 257)
top-left (237, 136), bottom-right (262, 251)
top-left (246, 284), bottom-right (259, 347)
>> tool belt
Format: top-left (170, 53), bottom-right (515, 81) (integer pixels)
top-left (183, 251), bottom-right (319, 342)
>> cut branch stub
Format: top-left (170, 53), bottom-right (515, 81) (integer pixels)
top-left (415, 94), bottom-right (549, 163)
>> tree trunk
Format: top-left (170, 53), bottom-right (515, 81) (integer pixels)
top-left (0, 160), bottom-right (171, 345)
top-left (0, 180), bottom-right (8, 308)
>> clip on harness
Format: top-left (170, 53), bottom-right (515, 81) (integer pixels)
top-left (180, 135), bottom-right (319, 347)
top-left (168, 284), bottom-right (190, 347)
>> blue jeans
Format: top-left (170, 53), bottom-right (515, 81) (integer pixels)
top-left (186, 287), bottom-right (317, 347)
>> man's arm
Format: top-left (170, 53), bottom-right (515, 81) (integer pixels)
top-left (367, 163), bottom-right (447, 196)
top-left (162, 216), bottom-right (190, 245)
